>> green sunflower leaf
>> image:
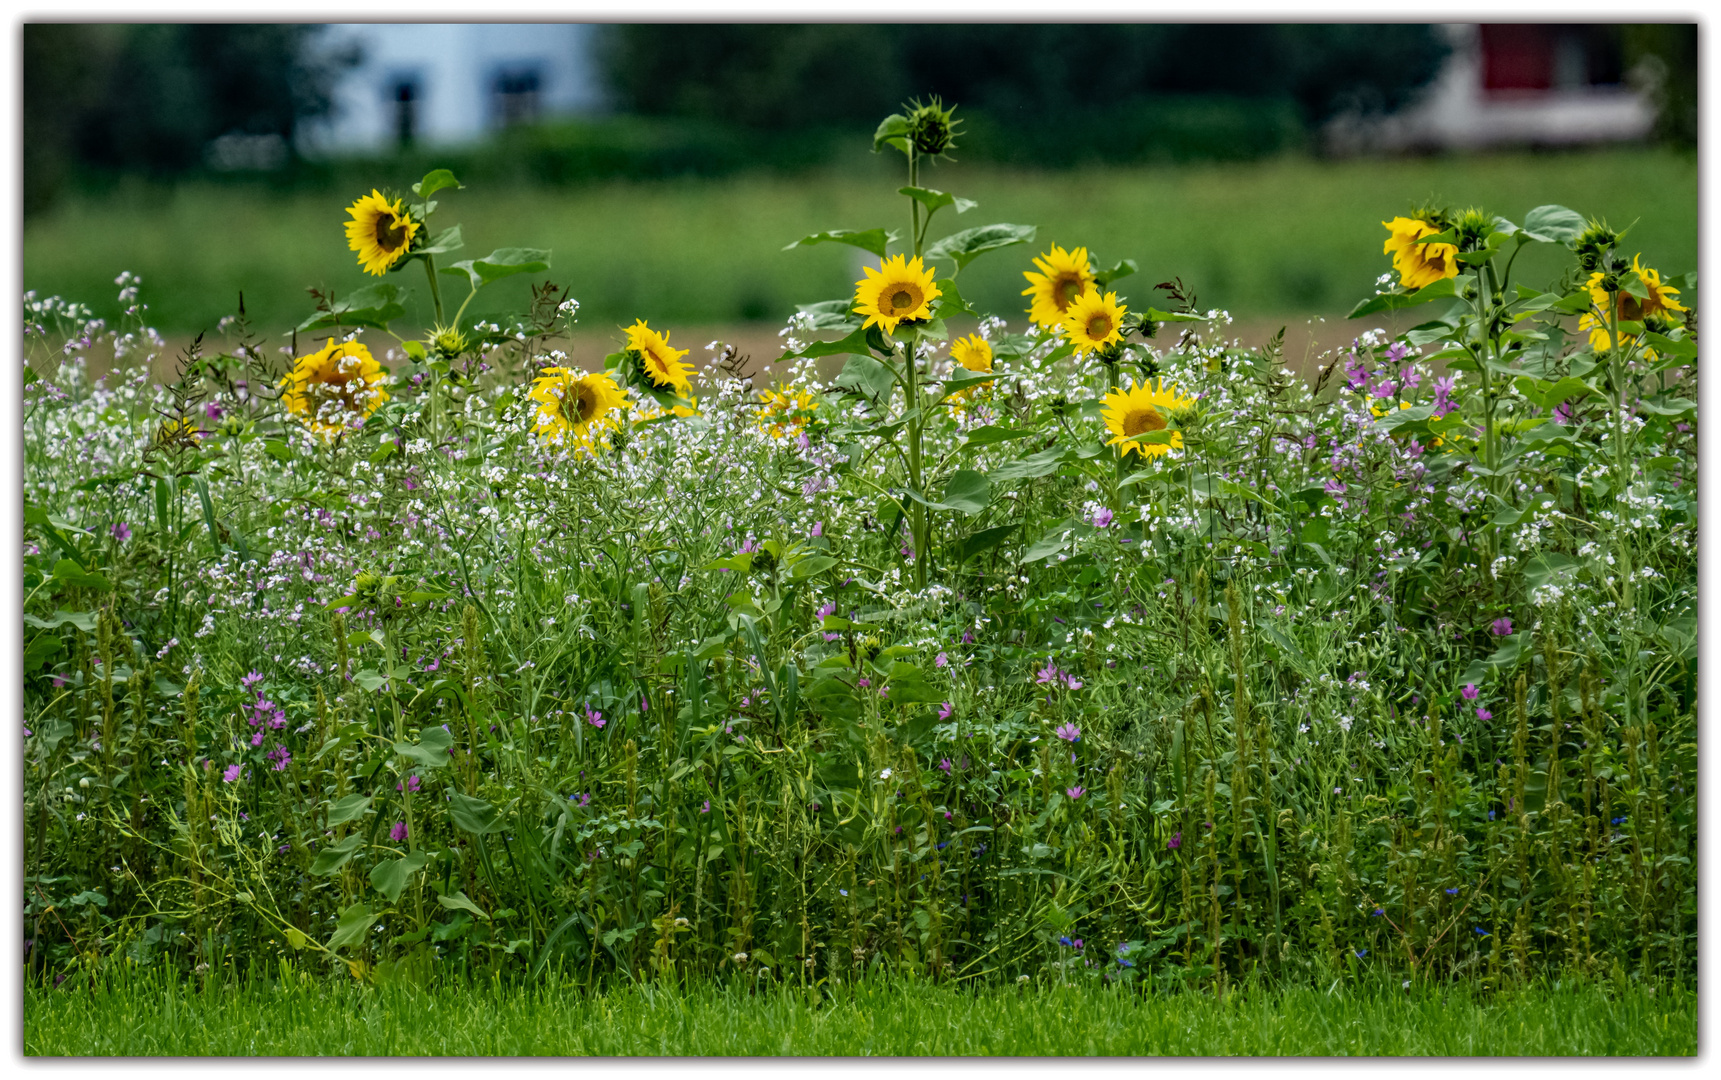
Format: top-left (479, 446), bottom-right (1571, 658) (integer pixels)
top-left (927, 223), bottom-right (1036, 274)
top-left (1347, 276), bottom-right (1457, 319)
top-left (296, 283), bottom-right (409, 333)
top-left (412, 169), bottom-right (463, 200)
top-left (899, 186), bottom-right (977, 216)
top-left (794, 299), bottom-right (863, 331)
top-left (872, 113), bottom-right (910, 154)
top-left (784, 229), bottom-right (897, 260)
top-left (443, 248), bottom-right (552, 291)
top-left (1519, 204), bottom-right (1586, 244)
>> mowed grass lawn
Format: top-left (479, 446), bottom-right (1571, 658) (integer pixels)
top-left (25, 973), bottom-right (1695, 1056)
top-left (23, 147), bottom-right (1696, 345)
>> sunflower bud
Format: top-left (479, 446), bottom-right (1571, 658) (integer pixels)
top-left (429, 324), bottom-right (469, 361)
top-left (1572, 219), bottom-right (1620, 274)
top-left (1455, 207), bottom-right (1492, 252)
top-left (904, 97), bottom-right (960, 158)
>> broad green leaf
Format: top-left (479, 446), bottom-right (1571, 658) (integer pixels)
top-left (283, 927), bottom-right (309, 950)
top-left (443, 247), bottom-right (552, 290)
top-left (833, 352), bottom-right (899, 401)
top-left (325, 794), bottom-right (374, 828)
top-left (783, 228), bottom-right (896, 260)
top-left (297, 282), bottom-right (409, 333)
top-left (1022, 519), bottom-right (1084, 563)
top-left (926, 223), bottom-right (1036, 273)
top-left (1519, 204), bottom-right (1586, 244)
top-left (958, 523), bottom-right (1018, 562)
top-left (872, 113), bottom-right (910, 153)
top-left (794, 299), bottom-right (862, 331)
top-left (417, 222), bottom-right (464, 256)
top-left (412, 168), bottom-right (463, 200)
top-left (309, 832), bottom-right (365, 875)
top-left (899, 186), bottom-right (976, 215)
top-left (437, 889), bottom-right (491, 921)
top-left (352, 668), bottom-right (387, 692)
top-left (940, 469), bottom-right (992, 514)
top-left (784, 324), bottom-right (872, 362)
top-left (1514, 375), bottom-right (1600, 412)
top-left (989, 447), bottom-right (1067, 484)
top-left (370, 851), bottom-right (429, 903)
top-left (448, 791), bottom-right (505, 834)
top-left (932, 278), bottom-right (978, 318)
top-left (789, 554), bottom-right (839, 580)
top-left (1095, 258), bottom-right (1138, 289)
top-left (326, 902), bottom-right (372, 952)
top-left (395, 725), bottom-right (454, 769)
top-left (22, 609), bottom-right (97, 632)
top-left (1348, 277), bottom-right (1457, 319)
top-left (52, 559), bottom-right (110, 592)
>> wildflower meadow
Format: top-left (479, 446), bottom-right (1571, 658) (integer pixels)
top-left (22, 100), bottom-right (1697, 1054)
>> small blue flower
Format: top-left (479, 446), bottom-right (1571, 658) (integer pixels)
top-left (1354, 948), bottom-right (1368, 959)
top-left (936, 841), bottom-right (948, 850)
top-left (1371, 907), bottom-right (1384, 917)
top-left (1059, 935), bottom-right (1074, 947)
top-left (1612, 816), bottom-right (1627, 825)
top-left (1117, 958), bottom-right (1135, 968)
top-left (1474, 926), bottom-right (1490, 937)
top-left (1445, 887), bottom-right (1458, 896)
top-left (1488, 809), bottom-right (1496, 820)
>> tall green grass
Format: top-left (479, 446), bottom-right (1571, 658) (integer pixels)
top-left (24, 970), bottom-right (1696, 1056)
top-left (22, 148), bottom-right (1695, 338)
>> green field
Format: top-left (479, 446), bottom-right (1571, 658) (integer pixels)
top-left (24, 973), bottom-right (1696, 1056)
top-left (22, 147), bottom-right (1696, 341)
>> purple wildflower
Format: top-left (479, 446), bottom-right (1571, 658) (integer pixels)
top-left (1476, 706), bottom-right (1493, 721)
top-left (1054, 722), bottom-right (1081, 743)
top-left (267, 745), bottom-right (292, 771)
top-left (221, 764), bottom-right (242, 783)
top-left (585, 706), bottom-right (605, 729)
top-left (1167, 831), bottom-right (1182, 850)
top-left (940, 758), bottom-right (952, 774)
top-left (1461, 683), bottom-right (1479, 700)
top-left (1491, 617), bottom-right (1513, 637)
top-left (938, 702), bottom-right (953, 720)
top-left (1066, 786), bottom-right (1085, 800)
top-left (1091, 507), bottom-right (1114, 529)
top-left (389, 821), bottom-right (408, 843)
top-left (935, 651), bottom-right (948, 668)
top-left (109, 521), bottom-right (131, 542)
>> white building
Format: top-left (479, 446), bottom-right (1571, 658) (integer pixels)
top-left (1326, 23), bottom-right (1658, 154)
top-left (299, 23), bottom-right (606, 155)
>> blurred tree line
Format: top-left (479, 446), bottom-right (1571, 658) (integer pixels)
top-left (23, 24), bottom-right (355, 214)
top-left (24, 22), bottom-right (1696, 217)
top-left (600, 24), bottom-right (1450, 154)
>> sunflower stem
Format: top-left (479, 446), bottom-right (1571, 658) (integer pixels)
top-left (423, 254), bottom-right (447, 327)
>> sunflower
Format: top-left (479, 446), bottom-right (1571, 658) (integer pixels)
top-left (1381, 217), bottom-right (1458, 291)
top-left (756, 387), bottom-right (819, 440)
top-left (1100, 378), bottom-right (1193, 459)
top-left (854, 255), bottom-right (940, 336)
top-left (1579, 254), bottom-right (1688, 353)
top-left (624, 319), bottom-right (694, 395)
top-left (279, 339), bottom-right (391, 439)
top-left (1062, 290), bottom-right (1127, 357)
top-left (1021, 244), bottom-right (1096, 329)
top-left (344, 190), bottom-right (420, 277)
top-left (949, 333), bottom-right (993, 373)
top-left (527, 368), bottom-right (629, 450)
